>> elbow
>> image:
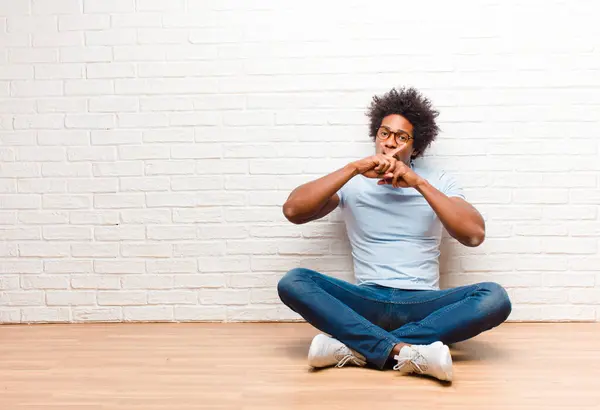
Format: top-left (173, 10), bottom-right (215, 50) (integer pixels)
top-left (282, 203), bottom-right (305, 225)
top-left (465, 228), bottom-right (485, 247)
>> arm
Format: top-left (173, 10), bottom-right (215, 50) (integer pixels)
top-left (283, 154), bottom-right (400, 224)
top-left (415, 180), bottom-right (485, 247)
top-left (383, 162), bottom-right (485, 247)
top-left (282, 163), bottom-right (357, 224)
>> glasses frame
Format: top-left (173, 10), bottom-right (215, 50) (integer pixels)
top-left (376, 126), bottom-right (414, 145)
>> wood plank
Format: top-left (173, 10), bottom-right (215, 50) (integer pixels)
top-left (0, 323), bottom-right (598, 409)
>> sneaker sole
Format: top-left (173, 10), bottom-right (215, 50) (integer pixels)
top-left (307, 334), bottom-right (329, 368)
top-left (440, 344), bottom-right (453, 382)
top-left (425, 342), bottom-right (453, 382)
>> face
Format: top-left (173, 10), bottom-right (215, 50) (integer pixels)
top-left (375, 114), bottom-right (416, 164)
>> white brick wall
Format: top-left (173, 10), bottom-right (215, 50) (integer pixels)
top-left (0, 1), bottom-right (599, 324)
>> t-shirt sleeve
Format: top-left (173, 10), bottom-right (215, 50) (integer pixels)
top-left (336, 183), bottom-right (347, 208)
top-left (439, 171), bottom-right (465, 199)
top-left (337, 177), bottom-right (357, 208)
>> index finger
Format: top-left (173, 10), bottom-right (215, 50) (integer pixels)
top-left (385, 146), bottom-right (403, 158)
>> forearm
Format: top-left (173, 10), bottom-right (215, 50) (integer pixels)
top-left (415, 179), bottom-right (485, 247)
top-left (283, 163), bottom-right (358, 221)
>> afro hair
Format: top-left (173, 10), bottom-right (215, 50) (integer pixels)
top-left (366, 87), bottom-right (440, 158)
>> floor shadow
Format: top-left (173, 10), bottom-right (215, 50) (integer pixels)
top-left (398, 372), bottom-right (454, 387)
top-left (280, 340), bottom-right (312, 360)
top-left (450, 339), bottom-right (507, 362)
top-left (277, 333), bottom-right (509, 369)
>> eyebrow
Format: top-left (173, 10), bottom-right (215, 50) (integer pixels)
top-left (380, 125), bottom-right (411, 137)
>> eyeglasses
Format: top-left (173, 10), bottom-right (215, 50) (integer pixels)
top-left (376, 126), bottom-right (413, 145)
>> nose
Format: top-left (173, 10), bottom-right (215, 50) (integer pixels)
top-left (384, 137), bottom-right (397, 149)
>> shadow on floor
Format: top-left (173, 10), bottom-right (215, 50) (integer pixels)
top-left (450, 339), bottom-right (507, 362)
top-left (279, 335), bottom-right (509, 365)
top-left (281, 338), bottom-right (313, 360)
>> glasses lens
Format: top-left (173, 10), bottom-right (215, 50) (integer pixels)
top-left (377, 128), bottom-right (388, 139)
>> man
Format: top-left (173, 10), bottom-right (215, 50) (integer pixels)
top-left (277, 87), bottom-right (511, 382)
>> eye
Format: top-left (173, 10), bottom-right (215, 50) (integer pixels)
top-left (380, 130), bottom-right (389, 137)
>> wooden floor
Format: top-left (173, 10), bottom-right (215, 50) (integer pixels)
top-left (0, 323), bottom-right (599, 409)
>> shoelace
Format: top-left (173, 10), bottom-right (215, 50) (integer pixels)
top-left (335, 354), bottom-right (363, 368)
top-left (393, 348), bottom-right (428, 373)
top-left (334, 348), bottom-right (365, 368)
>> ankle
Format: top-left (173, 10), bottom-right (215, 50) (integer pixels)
top-left (390, 342), bottom-right (411, 359)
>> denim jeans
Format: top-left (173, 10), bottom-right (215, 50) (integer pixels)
top-left (277, 267), bottom-right (512, 370)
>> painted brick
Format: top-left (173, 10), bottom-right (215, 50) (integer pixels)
top-left (0, 2), bottom-right (598, 324)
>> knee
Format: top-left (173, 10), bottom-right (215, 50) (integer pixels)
top-left (477, 282), bottom-right (512, 324)
top-left (277, 268), bottom-right (309, 302)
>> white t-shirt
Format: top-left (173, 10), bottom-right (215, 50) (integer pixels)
top-left (337, 161), bottom-right (465, 290)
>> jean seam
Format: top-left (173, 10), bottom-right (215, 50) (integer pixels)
top-left (390, 285), bottom-right (479, 306)
top-left (380, 340), bottom-right (399, 370)
top-left (307, 271), bottom-right (390, 306)
top-left (306, 273), bottom-right (399, 347)
top-left (416, 284), bottom-right (482, 328)
top-left (362, 320), bottom-right (399, 346)
top-left (305, 272), bottom-right (478, 306)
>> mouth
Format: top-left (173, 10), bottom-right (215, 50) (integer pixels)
top-left (382, 145), bottom-right (404, 158)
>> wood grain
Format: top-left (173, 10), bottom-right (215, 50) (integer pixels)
top-left (0, 323), bottom-right (598, 409)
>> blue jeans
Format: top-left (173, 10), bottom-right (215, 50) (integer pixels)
top-left (277, 268), bottom-right (512, 370)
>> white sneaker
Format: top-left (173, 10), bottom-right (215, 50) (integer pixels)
top-left (393, 341), bottom-right (453, 382)
top-left (307, 334), bottom-right (367, 368)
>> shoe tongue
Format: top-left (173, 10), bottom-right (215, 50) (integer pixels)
top-left (401, 346), bottom-right (427, 366)
top-left (333, 345), bottom-right (353, 361)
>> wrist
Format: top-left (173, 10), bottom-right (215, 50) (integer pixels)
top-left (345, 162), bottom-right (361, 177)
top-left (414, 177), bottom-right (430, 193)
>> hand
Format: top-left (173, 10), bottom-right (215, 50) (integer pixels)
top-left (352, 154), bottom-right (396, 178)
top-left (351, 147), bottom-right (403, 177)
top-left (377, 160), bottom-right (423, 188)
